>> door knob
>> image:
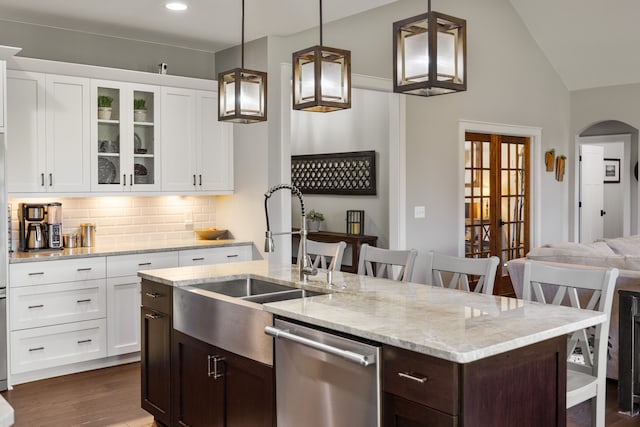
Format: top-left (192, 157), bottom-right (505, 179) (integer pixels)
top-left (601, 210), bottom-right (606, 216)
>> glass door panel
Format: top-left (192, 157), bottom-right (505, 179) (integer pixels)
top-left (133, 90), bottom-right (155, 186)
top-left (97, 86), bottom-right (121, 186)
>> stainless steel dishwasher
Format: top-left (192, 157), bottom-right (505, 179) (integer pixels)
top-left (265, 318), bottom-right (381, 427)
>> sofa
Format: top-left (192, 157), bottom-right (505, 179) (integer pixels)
top-left (507, 235), bottom-right (640, 380)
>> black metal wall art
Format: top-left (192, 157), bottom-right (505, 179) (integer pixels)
top-left (291, 150), bottom-right (376, 195)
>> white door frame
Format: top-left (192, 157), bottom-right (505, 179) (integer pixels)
top-left (574, 133), bottom-right (631, 240)
top-left (457, 120), bottom-right (542, 257)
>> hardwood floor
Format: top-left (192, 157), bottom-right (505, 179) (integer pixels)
top-left (0, 362), bottom-right (637, 426)
top-left (1, 363), bottom-right (155, 427)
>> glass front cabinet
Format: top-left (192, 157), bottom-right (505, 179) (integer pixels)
top-left (91, 80), bottom-right (160, 192)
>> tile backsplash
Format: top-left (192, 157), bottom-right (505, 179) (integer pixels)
top-left (9, 196), bottom-right (217, 249)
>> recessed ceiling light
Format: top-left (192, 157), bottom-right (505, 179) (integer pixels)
top-left (166, 2), bottom-right (187, 11)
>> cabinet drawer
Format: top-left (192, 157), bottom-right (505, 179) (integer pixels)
top-left (383, 345), bottom-right (459, 415)
top-left (383, 393), bottom-right (457, 427)
top-left (141, 280), bottom-right (172, 314)
top-left (107, 251), bottom-right (179, 278)
top-left (10, 278), bottom-right (106, 330)
top-left (10, 257), bottom-right (106, 287)
top-left (178, 245), bottom-right (252, 266)
top-left (10, 318), bottom-right (107, 374)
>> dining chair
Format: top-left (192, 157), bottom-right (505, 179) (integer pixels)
top-left (298, 239), bottom-right (347, 271)
top-left (426, 251), bottom-right (500, 295)
top-left (357, 244), bottom-right (417, 282)
top-left (522, 260), bottom-right (619, 427)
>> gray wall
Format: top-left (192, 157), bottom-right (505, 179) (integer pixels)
top-left (0, 19), bottom-right (215, 79)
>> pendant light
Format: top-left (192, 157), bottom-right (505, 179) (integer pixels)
top-left (292, 0), bottom-right (351, 112)
top-left (393, 0), bottom-right (466, 96)
top-left (218, 0), bottom-right (267, 123)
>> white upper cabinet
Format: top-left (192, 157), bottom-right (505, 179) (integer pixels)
top-left (91, 80), bottom-right (160, 192)
top-left (0, 60), bottom-right (5, 131)
top-left (161, 87), bottom-right (233, 193)
top-left (7, 71), bottom-right (90, 193)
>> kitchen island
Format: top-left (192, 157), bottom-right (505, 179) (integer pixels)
top-left (139, 260), bottom-right (606, 427)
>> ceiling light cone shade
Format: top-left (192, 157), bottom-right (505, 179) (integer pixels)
top-left (393, 11), bottom-right (466, 96)
top-left (218, 68), bottom-right (267, 123)
top-left (292, 45), bottom-right (351, 112)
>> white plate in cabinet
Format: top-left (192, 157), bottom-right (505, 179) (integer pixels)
top-left (178, 245), bottom-right (252, 266)
top-left (10, 257), bottom-right (106, 287)
top-left (107, 276), bottom-right (141, 356)
top-left (106, 251), bottom-right (178, 278)
top-left (10, 279), bottom-right (106, 331)
top-left (10, 318), bottom-right (107, 374)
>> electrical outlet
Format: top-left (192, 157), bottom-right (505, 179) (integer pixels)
top-left (414, 206), bottom-right (426, 219)
top-left (184, 210), bottom-right (193, 228)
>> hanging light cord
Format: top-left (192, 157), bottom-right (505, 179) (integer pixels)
top-left (241, 0), bottom-right (245, 68)
top-left (319, 0), bottom-right (323, 46)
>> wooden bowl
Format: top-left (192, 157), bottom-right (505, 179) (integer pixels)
top-left (195, 228), bottom-right (228, 240)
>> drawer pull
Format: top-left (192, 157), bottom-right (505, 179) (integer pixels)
top-left (145, 312), bottom-right (161, 320)
top-left (192, 257), bottom-right (205, 261)
top-left (28, 272), bottom-right (45, 276)
top-left (29, 346), bottom-right (44, 352)
top-left (77, 299), bottom-right (92, 303)
top-left (138, 262), bottom-right (152, 266)
top-left (397, 372), bottom-right (429, 384)
top-left (77, 339), bottom-right (92, 344)
top-left (28, 304), bottom-right (44, 309)
top-left (145, 292), bottom-right (161, 299)
top-left (226, 254), bottom-right (239, 258)
top-left (77, 268), bottom-right (92, 272)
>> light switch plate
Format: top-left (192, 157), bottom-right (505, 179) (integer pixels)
top-left (414, 206), bottom-right (426, 219)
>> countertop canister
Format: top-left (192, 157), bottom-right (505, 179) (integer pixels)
top-left (79, 223), bottom-right (96, 247)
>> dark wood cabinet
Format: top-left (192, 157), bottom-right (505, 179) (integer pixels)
top-left (382, 336), bottom-right (567, 427)
top-left (141, 280), bottom-right (173, 427)
top-left (172, 330), bottom-right (275, 427)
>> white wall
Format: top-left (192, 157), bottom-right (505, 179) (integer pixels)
top-left (290, 88), bottom-right (391, 248)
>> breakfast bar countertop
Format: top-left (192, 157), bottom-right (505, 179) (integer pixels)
top-left (138, 260), bottom-right (606, 364)
top-left (9, 239), bottom-right (253, 263)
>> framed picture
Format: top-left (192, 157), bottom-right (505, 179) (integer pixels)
top-left (603, 158), bottom-right (620, 183)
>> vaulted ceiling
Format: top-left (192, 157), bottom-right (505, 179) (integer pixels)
top-left (0, 0), bottom-right (636, 91)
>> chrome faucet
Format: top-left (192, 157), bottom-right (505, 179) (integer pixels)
top-left (264, 184), bottom-right (317, 283)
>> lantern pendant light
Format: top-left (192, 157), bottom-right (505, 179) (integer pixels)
top-left (393, 0), bottom-right (466, 96)
top-left (292, 0), bottom-right (351, 112)
top-left (218, 0), bottom-right (267, 123)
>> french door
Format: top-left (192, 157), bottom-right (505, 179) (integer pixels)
top-left (464, 132), bottom-right (530, 296)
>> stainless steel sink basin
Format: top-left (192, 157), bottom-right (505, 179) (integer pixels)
top-left (173, 276), bottom-right (328, 366)
top-left (190, 278), bottom-right (323, 303)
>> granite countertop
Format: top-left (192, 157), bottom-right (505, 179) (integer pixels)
top-left (9, 239), bottom-right (253, 263)
top-left (138, 260), bottom-right (606, 364)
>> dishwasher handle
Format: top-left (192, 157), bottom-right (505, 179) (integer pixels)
top-left (265, 326), bottom-right (376, 367)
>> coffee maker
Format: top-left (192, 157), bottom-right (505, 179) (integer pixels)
top-left (18, 203), bottom-right (63, 252)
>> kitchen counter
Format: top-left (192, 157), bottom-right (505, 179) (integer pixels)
top-left (138, 260), bottom-right (606, 363)
top-left (9, 239), bottom-right (253, 263)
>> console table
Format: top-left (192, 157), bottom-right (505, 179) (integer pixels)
top-left (293, 230), bottom-right (378, 273)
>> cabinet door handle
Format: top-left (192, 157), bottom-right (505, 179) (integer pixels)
top-left (77, 339), bottom-right (92, 344)
top-left (192, 257), bottom-right (205, 262)
top-left (49, 173), bottom-right (53, 186)
top-left (77, 299), bottom-right (92, 303)
top-left (207, 355), bottom-right (225, 379)
top-left (41, 173), bottom-right (45, 187)
top-left (145, 292), bottom-right (161, 299)
top-left (199, 174), bottom-right (202, 186)
top-left (28, 272), bottom-right (45, 276)
top-left (144, 312), bottom-right (161, 320)
top-left (226, 254), bottom-right (239, 258)
top-left (138, 262), bottom-right (152, 266)
top-left (29, 346), bottom-right (45, 352)
top-left (130, 174), bottom-right (133, 186)
top-left (193, 174), bottom-right (197, 186)
top-left (397, 372), bottom-right (428, 384)
top-left (77, 267), bottom-right (92, 272)
top-left (28, 304), bottom-right (44, 309)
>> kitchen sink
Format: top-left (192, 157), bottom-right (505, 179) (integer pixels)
top-left (173, 276), bottom-right (328, 366)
